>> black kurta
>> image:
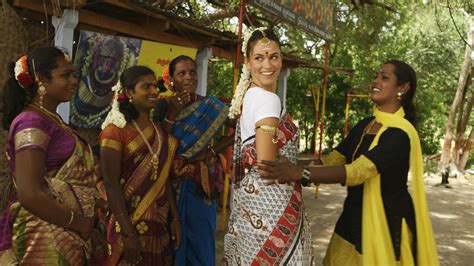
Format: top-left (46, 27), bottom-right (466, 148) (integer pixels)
top-left (334, 117), bottom-right (417, 259)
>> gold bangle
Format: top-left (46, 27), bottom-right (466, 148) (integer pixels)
top-left (65, 211), bottom-right (74, 229)
top-left (164, 117), bottom-right (175, 123)
top-left (256, 125), bottom-right (278, 144)
top-left (209, 147), bottom-right (217, 157)
top-left (256, 125), bottom-right (277, 135)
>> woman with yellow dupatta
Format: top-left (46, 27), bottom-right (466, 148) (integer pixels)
top-left (99, 66), bottom-right (180, 265)
top-left (258, 60), bottom-right (439, 265)
top-left (0, 47), bottom-right (106, 265)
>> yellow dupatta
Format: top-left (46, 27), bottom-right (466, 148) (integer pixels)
top-left (362, 107), bottom-right (439, 265)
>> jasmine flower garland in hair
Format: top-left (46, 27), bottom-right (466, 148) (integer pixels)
top-left (228, 27), bottom-right (267, 119)
top-left (101, 81), bottom-right (127, 129)
top-left (228, 67), bottom-right (250, 119)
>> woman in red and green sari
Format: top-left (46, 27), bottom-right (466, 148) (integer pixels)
top-left (1, 47), bottom-right (106, 265)
top-left (99, 66), bottom-right (180, 265)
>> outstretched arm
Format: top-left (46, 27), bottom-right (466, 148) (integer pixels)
top-left (257, 159), bottom-right (347, 185)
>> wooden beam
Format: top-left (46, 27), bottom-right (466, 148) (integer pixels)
top-left (100, 0), bottom-right (234, 41)
top-left (212, 46), bottom-right (233, 60)
top-left (77, 23), bottom-right (119, 36)
top-left (98, 0), bottom-right (169, 20)
top-left (12, 0), bottom-right (200, 48)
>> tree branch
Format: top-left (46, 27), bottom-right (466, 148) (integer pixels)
top-left (447, 0), bottom-right (471, 48)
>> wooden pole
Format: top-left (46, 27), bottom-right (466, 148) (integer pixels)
top-left (221, 0), bottom-right (246, 232)
top-left (312, 85), bottom-right (320, 158)
top-left (344, 92), bottom-right (350, 137)
top-left (315, 43), bottom-right (330, 199)
top-left (318, 43), bottom-right (330, 159)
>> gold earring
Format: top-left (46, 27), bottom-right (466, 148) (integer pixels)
top-left (129, 97), bottom-right (133, 103)
top-left (38, 83), bottom-right (47, 109)
top-left (397, 92), bottom-right (402, 100)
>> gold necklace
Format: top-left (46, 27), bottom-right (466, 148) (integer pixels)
top-left (351, 119), bottom-right (376, 162)
top-left (29, 103), bottom-right (74, 135)
top-left (132, 120), bottom-right (161, 180)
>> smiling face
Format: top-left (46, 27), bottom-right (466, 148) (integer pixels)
top-left (371, 63), bottom-right (408, 111)
top-left (42, 56), bottom-right (78, 104)
top-left (126, 74), bottom-right (159, 112)
top-left (246, 39), bottom-right (282, 92)
top-left (171, 59), bottom-right (197, 94)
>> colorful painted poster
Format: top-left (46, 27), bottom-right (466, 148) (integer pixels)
top-left (70, 30), bottom-right (196, 128)
top-left (249, 0), bottom-right (333, 41)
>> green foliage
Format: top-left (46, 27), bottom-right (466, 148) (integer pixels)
top-left (202, 1), bottom-right (469, 156)
top-left (207, 60), bottom-right (234, 99)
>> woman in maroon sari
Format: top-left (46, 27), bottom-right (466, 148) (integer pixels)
top-left (99, 65), bottom-right (180, 265)
top-left (0, 47), bottom-right (106, 265)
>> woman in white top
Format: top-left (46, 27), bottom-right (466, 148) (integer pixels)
top-left (223, 28), bottom-right (314, 265)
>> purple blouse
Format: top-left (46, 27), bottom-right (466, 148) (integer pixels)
top-left (1, 111), bottom-right (76, 252)
top-left (6, 111), bottom-right (75, 174)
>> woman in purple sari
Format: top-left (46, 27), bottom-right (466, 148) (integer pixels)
top-left (0, 47), bottom-right (106, 265)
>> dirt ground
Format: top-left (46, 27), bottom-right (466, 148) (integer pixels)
top-left (215, 176), bottom-right (474, 265)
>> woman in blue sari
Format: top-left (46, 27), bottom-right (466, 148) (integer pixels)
top-left (155, 55), bottom-right (233, 265)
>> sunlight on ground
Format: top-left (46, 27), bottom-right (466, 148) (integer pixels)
top-left (323, 203), bottom-right (343, 210)
top-left (430, 212), bottom-right (459, 219)
top-left (455, 239), bottom-right (474, 247)
top-left (438, 245), bottom-right (458, 251)
top-left (316, 237), bottom-right (331, 245)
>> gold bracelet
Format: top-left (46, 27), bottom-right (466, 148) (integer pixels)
top-left (65, 211), bottom-right (74, 229)
top-left (164, 117), bottom-right (175, 123)
top-left (209, 147), bottom-right (217, 157)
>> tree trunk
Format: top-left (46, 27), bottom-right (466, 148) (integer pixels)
top-left (458, 128), bottom-right (474, 171)
top-left (452, 84), bottom-right (467, 164)
top-left (453, 77), bottom-right (472, 166)
top-left (439, 15), bottom-right (473, 170)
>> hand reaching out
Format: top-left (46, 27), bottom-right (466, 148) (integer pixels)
top-left (257, 157), bottom-right (303, 184)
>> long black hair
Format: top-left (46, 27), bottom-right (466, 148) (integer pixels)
top-left (2, 47), bottom-right (66, 130)
top-left (246, 28), bottom-right (281, 57)
top-left (384, 59), bottom-right (417, 126)
top-left (118, 65), bottom-right (155, 122)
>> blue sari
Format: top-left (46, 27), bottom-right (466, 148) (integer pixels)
top-left (171, 96), bottom-right (228, 266)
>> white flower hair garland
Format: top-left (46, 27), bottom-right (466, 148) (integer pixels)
top-left (101, 81), bottom-right (127, 129)
top-left (228, 26), bottom-right (267, 119)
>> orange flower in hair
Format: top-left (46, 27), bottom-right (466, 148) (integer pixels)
top-left (161, 68), bottom-right (173, 93)
top-left (14, 56), bottom-right (34, 89)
